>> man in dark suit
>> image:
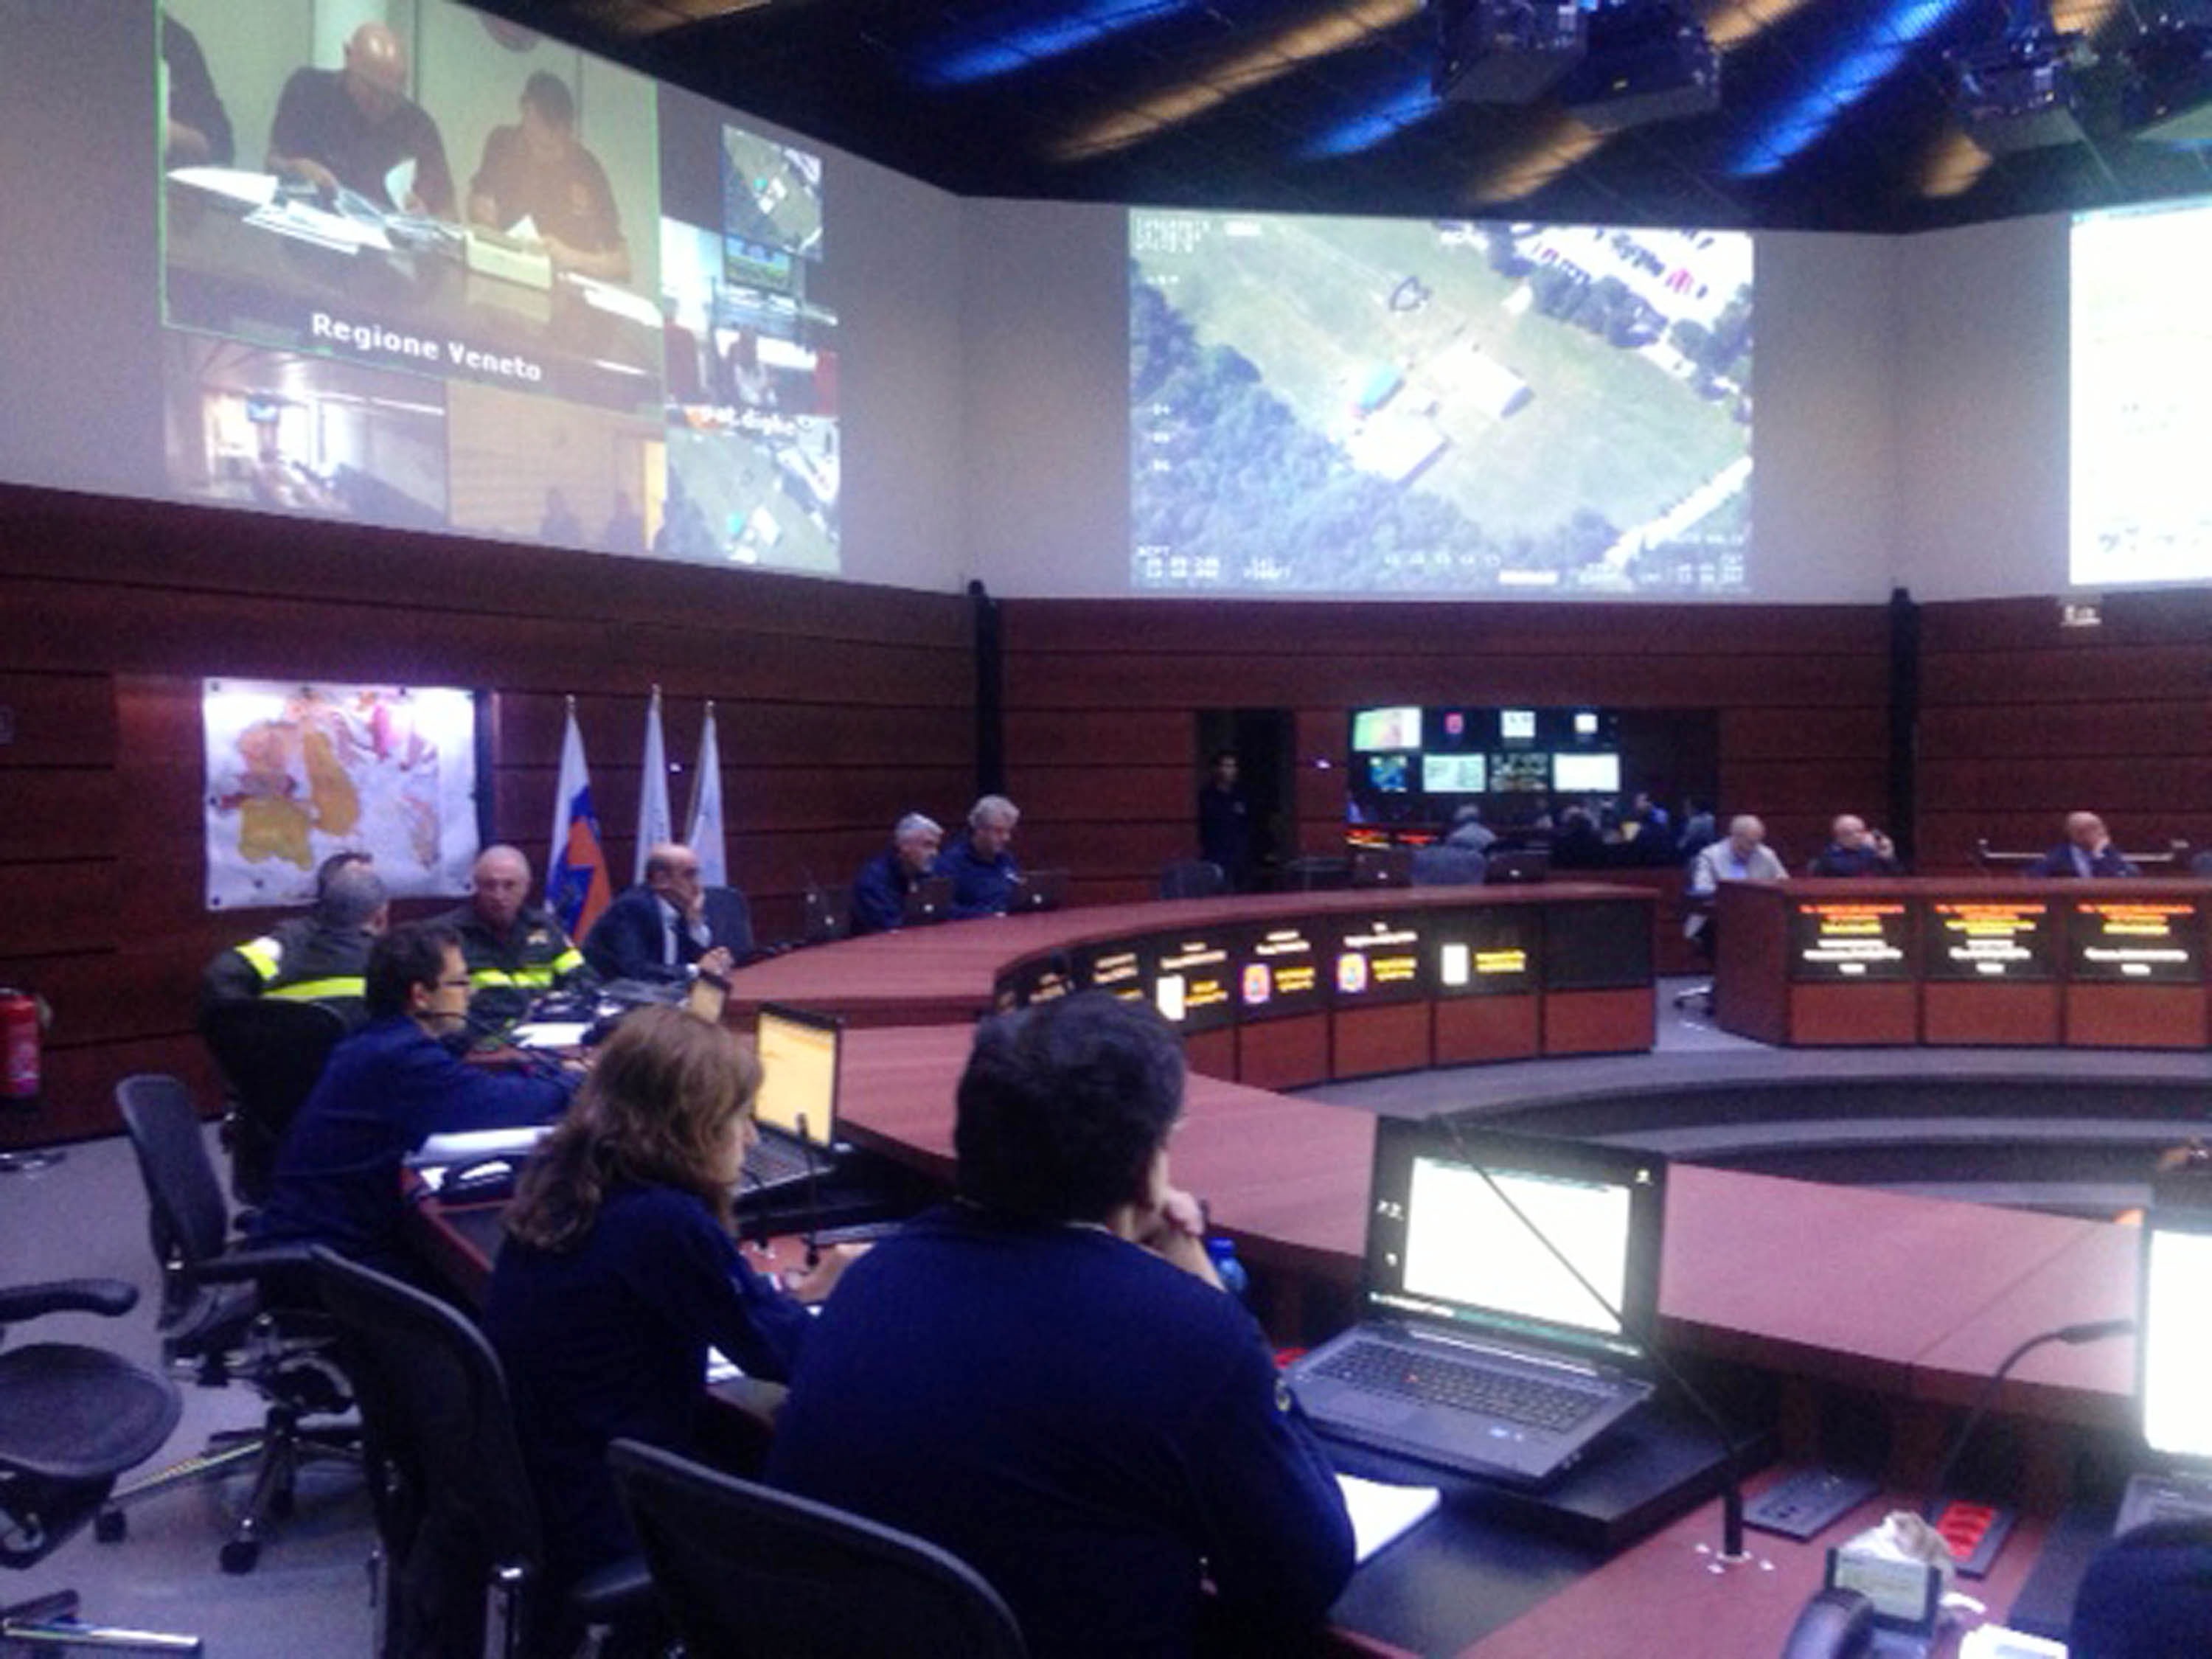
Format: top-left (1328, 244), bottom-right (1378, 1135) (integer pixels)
top-left (2026, 811), bottom-right (2141, 878)
top-left (582, 842), bottom-right (748, 984)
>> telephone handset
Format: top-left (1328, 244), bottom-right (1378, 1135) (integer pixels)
top-left (1778, 1587), bottom-right (1875, 1659)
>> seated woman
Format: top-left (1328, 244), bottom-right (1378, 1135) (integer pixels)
top-left (485, 1004), bottom-right (852, 1596)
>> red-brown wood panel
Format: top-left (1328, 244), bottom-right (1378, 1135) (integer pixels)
top-left (1919, 702), bottom-right (2205, 760)
top-left (1921, 645), bottom-right (2208, 707)
top-left (0, 773), bottom-right (121, 861)
top-left (0, 673), bottom-right (117, 768)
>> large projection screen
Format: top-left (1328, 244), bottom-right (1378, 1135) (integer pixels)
top-left (1130, 209), bottom-right (1753, 596)
top-left (2071, 195), bottom-right (2212, 589)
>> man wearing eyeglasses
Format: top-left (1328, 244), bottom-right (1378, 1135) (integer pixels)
top-left (254, 920), bottom-right (577, 1279)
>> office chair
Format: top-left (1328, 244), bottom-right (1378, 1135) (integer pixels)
top-left (1158, 859), bottom-right (1225, 900)
top-left (609, 1439), bottom-right (1029, 1659)
top-left (0, 1276), bottom-right (203, 1655)
top-left (1409, 845), bottom-right (1486, 887)
top-left (308, 1250), bottom-right (650, 1659)
top-left (198, 997), bottom-right (349, 1208)
top-left (106, 1074), bottom-right (356, 1575)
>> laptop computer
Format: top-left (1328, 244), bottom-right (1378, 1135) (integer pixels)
top-left (1287, 1118), bottom-right (1667, 1486)
top-left (2114, 1172), bottom-right (2212, 1535)
top-left (1484, 849), bottom-right (1551, 885)
top-left (1006, 868), bottom-right (1069, 914)
top-left (902, 874), bottom-right (955, 927)
top-left (745, 1004), bottom-right (843, 1194)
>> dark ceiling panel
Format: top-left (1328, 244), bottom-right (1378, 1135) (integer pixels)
top-left (460, 0), bottom-right (2212, 232)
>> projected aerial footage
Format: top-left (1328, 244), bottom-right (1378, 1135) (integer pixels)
top-left (1130, 212), bottom-right (1753, 595)
top-left (2072, 197), bottom-right (2212, 588)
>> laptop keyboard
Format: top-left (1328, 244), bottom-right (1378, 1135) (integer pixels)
top-left (745, 1138), bottom-right (819, 1189)
top-left (1312, 1339), bottom-right (1606, 1433)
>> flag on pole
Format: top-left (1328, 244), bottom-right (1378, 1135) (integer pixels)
top-left (546, 697), bottom-right (612, 942)
top-left (635, 685), bottom-right (672, 884)
top-left (686, 700), bottom-right (728, 888)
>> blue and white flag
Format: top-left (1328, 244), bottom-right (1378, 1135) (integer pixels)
top-left (686, 700), bottom-right (728, 888)
top-left (635, 686), bottom-right (672, 884)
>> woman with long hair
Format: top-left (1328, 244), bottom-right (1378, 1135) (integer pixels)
top-left (486, 1004), bottom-right (852, 1593)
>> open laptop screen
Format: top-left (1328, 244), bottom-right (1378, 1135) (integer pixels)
top-left (754, 1004), bottom-right (840, 1150)
top-left (2141, 1205), bottom-right (2212, 1463)
top-left (1366, 1119), bottom-right (1665, 1366)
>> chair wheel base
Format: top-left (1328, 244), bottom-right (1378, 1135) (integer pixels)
top-left (218, 1538), bottom-right (260, 1575)
top-left (94, 1509), bottom-right (126, 1543)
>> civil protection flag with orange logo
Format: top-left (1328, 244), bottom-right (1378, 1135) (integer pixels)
top-left (546, 697), bottom-right (612, 940)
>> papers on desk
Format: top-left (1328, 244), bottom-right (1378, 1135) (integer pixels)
top-left (245, 197), bottom-right (392, 254)
top-left (1336, 1473), bottom-right (1441, 1563)
top-left (706, 1347), bottom-right (743, 1384)
top-left (168, 165), bottom-right (279, 209)
top-left (568, 274), bottom-right (664, 330)
top-left (509, 1020), bottom-right (593, 1049)
top-left (410, 1124), bottom-right (549, 1170)
top-left (1958, 1627), bottom-right (2067, 1658)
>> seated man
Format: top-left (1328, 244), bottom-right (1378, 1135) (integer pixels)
top-left (434, 844), bottom-right (597, 1029)
top-left (1444, 801), bottom-right (1495, 854)
top-left (466, 71), bottom-right (630, 282)
top-left (582, 841), bottom-right (747, 985)
top-left (1686, 813), bottom-right (1787, 951)
top-left (768, 992), bottom-right (1354, 1659)
top-left (267, 21), bottom-right (453, 216)
top-left (2070, 1517), bottom-right (2212, 1658)
top-left (253, 922), bottom-right (577, 1278)
top-left (2026, 810), bottom-right (2141, 878)
top-left (849, 812), bottom-right (942, 936)
top-left (1805, 813), bottom-right (1901, 877)
top-left (938, 793), bottom-right (1022, 919)
top-left (201, 854), bottom-right (387, 1030)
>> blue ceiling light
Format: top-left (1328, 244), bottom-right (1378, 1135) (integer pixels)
top-left (1728, 0), bottom-right (1971, 178)
top-left (913, 0), bottom-right (1198, 88)
top-left (1299, 71), bottom-right (1445, 159)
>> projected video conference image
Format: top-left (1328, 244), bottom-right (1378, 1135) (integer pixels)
top-left (157, 0), bottom-right (839, 575)
top-left (2072, 194), bottom-right (2212, 589)
top-left (1130, 209), bottom-right (1753, 595)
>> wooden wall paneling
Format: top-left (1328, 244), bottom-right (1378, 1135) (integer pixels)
top-left (1003, 709), bottom-right (1189, 766)
top-left (0, 863), bottom-right (121, 959)
top-left (0, 672), bottom-right (116, 767)
top-left (1921, 644), bottom-right (2208, 708)
top-left (0, 770), bottom-right (119, 862)
top-left (1919, 702), bottom-right (2206, 760)
top-left (1002, 765), bottom-right (1189, 824)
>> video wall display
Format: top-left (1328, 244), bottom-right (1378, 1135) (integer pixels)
top-left (1348, 704), bottom-right (1623, 827)
top-left (157, 0), bottom-right (838, 574)
top-left (1130, 209), bottom-right (1752, 596)
top-left (2071, 195), bottom-right (2212, 589)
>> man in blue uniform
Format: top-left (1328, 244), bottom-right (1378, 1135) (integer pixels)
top-left (849, 812), bottom-right (943, 935)
top-left (937, 793), bottom-right (1022, 918)
top-left (769, 992), bottom-right (1354, 1659)
top-left (254, 921), bottom-right (576, 1278)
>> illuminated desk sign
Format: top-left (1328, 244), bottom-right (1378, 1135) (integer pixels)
top-left (2069, 901), bottom-right (2204, 984)
top-left (1788, 902), bottom-right (1910, 982)
top-left (993, 955), bottom-right (1077, 1011)
top-left (1077, 941), bottom-right (1150, 1003)
top-left (1430, 907), bottom-right (1537, 998)
top-left (1329, 914), bottom-right (1427, 1005)
top-left (1922, 900), bottom-right (2056, 981)
top-left (1152, 933), bottom-right (1235, 1032)
top-left (1237, 922), bottom-right (1324, 1021)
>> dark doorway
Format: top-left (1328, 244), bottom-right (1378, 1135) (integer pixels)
top-left (1194, 709), bottom-right (1295, 891)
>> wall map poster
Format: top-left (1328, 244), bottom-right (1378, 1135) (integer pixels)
top-left (202, 679), bottom-right (479, 909)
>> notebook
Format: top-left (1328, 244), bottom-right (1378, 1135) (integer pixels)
top-left (2114, 1176), bottom-right (2212, 1536)
top-left (1287, 1118), bottom-right (1667, 1486)
top-left (902, 875), bottom-right (955, 927)
top-left (1006, 868), bottom-right (1069, 914)
top-left (745, 1004), bottom-right (844, 1194)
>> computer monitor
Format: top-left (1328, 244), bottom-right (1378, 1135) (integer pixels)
top-left (2140, 1180), bottom-right (2212, 1464)
top-left (753, 1004), bottom-right (841, 1150)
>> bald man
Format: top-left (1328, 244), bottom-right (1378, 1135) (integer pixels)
top-left (267, 22), bottom-right (453, 216)
top-left (2027, 812), bottom-right (2140, 879)
top-left (433, 844), bottom-right (596, 1028)
top-left (1806, 813), bottom-right (1899, 878)
top-left (582, 841), bottom-right (749, 985)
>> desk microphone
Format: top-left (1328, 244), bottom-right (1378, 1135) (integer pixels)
top-left (1922, 1317), bottom-right (2135, 1525)
top-left (1429, 1112), bottom-right (1755, 1568)
top-left (452, 1011), bottom-right (574, 1082)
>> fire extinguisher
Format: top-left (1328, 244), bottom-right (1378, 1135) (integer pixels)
top-left (1, 987), bottom-right (41, 1101)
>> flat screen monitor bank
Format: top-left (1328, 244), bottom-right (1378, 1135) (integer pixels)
top-left (156, 0), bottom-right (839, 577)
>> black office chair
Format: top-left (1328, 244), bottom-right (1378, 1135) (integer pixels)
top-left (0, 1276), bottom-right (203, 1655)
top-left (198, 997), bottom-right (349, 1208)
top-left (609, 1439), bottom-right (1029, 1659)
top-left (107, 1074), bottom-right (356, 1574)
top-left (309, 1249), bottom-right (651, 1659)
top-left (1410, 845), bottom-right (1486, 886)
top-left (1158, 859), bottom-right (1225, 900)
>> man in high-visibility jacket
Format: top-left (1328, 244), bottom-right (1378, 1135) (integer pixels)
top-left (201, 855), bottom-right (388, 1029)
top-left (434, 844), bottom-right (597, 1030)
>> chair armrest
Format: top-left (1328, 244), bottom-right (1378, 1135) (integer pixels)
top-left (570, 1555), bottom-right (655, 1627)
top-left (194, 1243), bottom-right (320, 1287)
top-left (0, 1276), bottom-right (139, 1324)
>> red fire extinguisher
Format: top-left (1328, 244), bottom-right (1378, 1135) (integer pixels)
top-left (1, 987), bottom-right (41, 1100)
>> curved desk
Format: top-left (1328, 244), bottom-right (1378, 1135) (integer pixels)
top-left (1717, 877), bottom-right (2212, 1048)
top-left (729, 885), bottom-right (1660, 1088)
